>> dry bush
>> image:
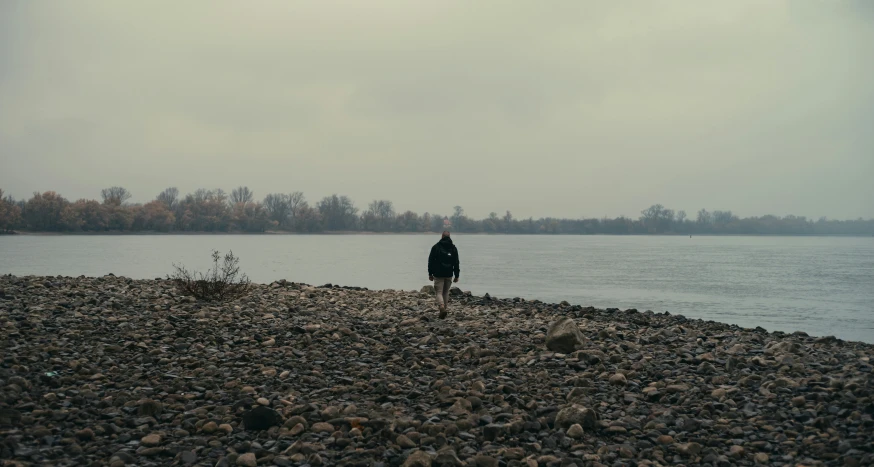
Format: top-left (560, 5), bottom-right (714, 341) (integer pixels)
top-left (169, 250), bottom-right (251, 302)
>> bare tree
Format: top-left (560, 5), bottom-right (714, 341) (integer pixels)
top-left (263, 193), bottom-right (289, 226)
top-left (317, 194), bottom-right (358, 230)
top-left (230, 186), bottom-right (254, 205)
top-left (486, 212), bottom-right (499, 232)
top-left (366, 199), bottom-right (396, 231)
top-left (101, 187), bottom-right (132, 206)
top-left (712, 210), bottom-right (737, 227)
top-left (156, 187), bottom-right (180, 210)
top-left (215, 188), bottom-right (228, 204)
top-left (640, 204), bottom-right (675, 233)
top-left (287, 191), bottom-right (306, 219)
top-left (451, 205), bottom-right (466, 230)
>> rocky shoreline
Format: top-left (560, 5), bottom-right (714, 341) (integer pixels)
top-left (1, 275), bottom-right (872, 467)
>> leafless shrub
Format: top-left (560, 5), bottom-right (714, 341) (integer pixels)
top-left (169, 250), bottom-right (251, 301)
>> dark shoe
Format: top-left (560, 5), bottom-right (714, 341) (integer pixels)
top-left (438, 307), bottom-right (447, 319)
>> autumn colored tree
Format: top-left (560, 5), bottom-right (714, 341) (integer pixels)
top-left (0, 189), bottom-right (23, 232)
top-left (294, 204), bottom-right (323, 232)
top-left (60, 200), bottom-right (109, 231)
top-left (3, 185), bottom-right (872, 235)
top-left (134, 201), bottom-right (176, 231)
top-left (105, 205), bottom-right (133, 230)
top-left (230, 202), bottom-right (271, 232)
top-left (177, 189), bottom-right (231, 231)
top-left (24, 191), bottom-right (69, 231)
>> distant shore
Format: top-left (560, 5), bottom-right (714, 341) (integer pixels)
top-left (3, 230), bottom-right (873, 237)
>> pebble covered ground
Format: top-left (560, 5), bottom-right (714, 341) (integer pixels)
top-left (1, 275), bottom-right (872, 467)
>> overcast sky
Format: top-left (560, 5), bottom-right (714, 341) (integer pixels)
top-left (1, 0), bottom-right (872, 220)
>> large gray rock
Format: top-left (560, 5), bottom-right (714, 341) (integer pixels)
top-left (546, 317), bottom-right (586, 353)
top-left (555, 404), bottom-right (599, 430)
top-left (420, 285), bottom-right (435, 294)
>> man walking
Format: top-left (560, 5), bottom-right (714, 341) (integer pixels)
top-left (428, 231), bottom-right (460, 319)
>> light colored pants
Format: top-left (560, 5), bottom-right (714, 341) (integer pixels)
top-left (434, 277), bottom-right (452, 309)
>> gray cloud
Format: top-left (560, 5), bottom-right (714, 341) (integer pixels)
top-left (1, 0), bottom-right (872, 219)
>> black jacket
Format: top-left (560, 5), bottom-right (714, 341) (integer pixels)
top-left (428, 237), bottom-right (460, 278)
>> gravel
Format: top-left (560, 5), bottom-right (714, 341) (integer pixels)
top-left (1, 274), bottom-right (872, 466)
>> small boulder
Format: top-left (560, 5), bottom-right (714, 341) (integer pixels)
top-left (290, 423), bottom-right (305, 435)
top-left (242, 406), bottom-right (282, 430)
top-left (421, 285), bottom-right (435, 294)
top-left (434, 447), bottom-right (462, 466)
top-left (678, 442), bottom-right (703, 457)
top-left (566, 424), bottom-right (584, 439)
top-left (141, 433), bottom-right (161, 447)
top-left (448, 398), bottom-right (472, 415)
top-left (554, 404), bottom-right (598, 430)
top-left (396, 434), bottom-right (417, 449)
top-left (236, 452), bottom-right (257, 467)
top-left (403, 450), bottom-right (433, 467)
top-left (75, 428), bottom-right (95, 441)
top-left (312, 422), bottom-right (334, 433)
top-left (138, 399), bottom-right (163, 417)
top-left (473, 456), bottom-right (499, 467)
top-left (609, 373), bottom-right (627, 386)
top-left (483, 424), bottom-right (504, 441)
top-left (545, 317), bottom-right (587, 353)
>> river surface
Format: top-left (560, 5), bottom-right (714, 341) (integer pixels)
top-left (1, 234), bottom-right (872, 343)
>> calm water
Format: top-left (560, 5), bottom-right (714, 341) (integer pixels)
top-left (1, 235), bottom-right (872, 343)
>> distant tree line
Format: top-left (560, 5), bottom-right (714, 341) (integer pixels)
top-left (0, 187), bottom-right (872, 235)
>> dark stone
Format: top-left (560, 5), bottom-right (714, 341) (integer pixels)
top-left (242, 406), bottom-right (283, 430)
top-left (181, 450), bottom-right (197, 464)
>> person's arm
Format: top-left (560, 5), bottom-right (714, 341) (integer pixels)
top-left (427, 245), bottom-right (435, 278)
top-left (453, 246), bottom-right (460, 280)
